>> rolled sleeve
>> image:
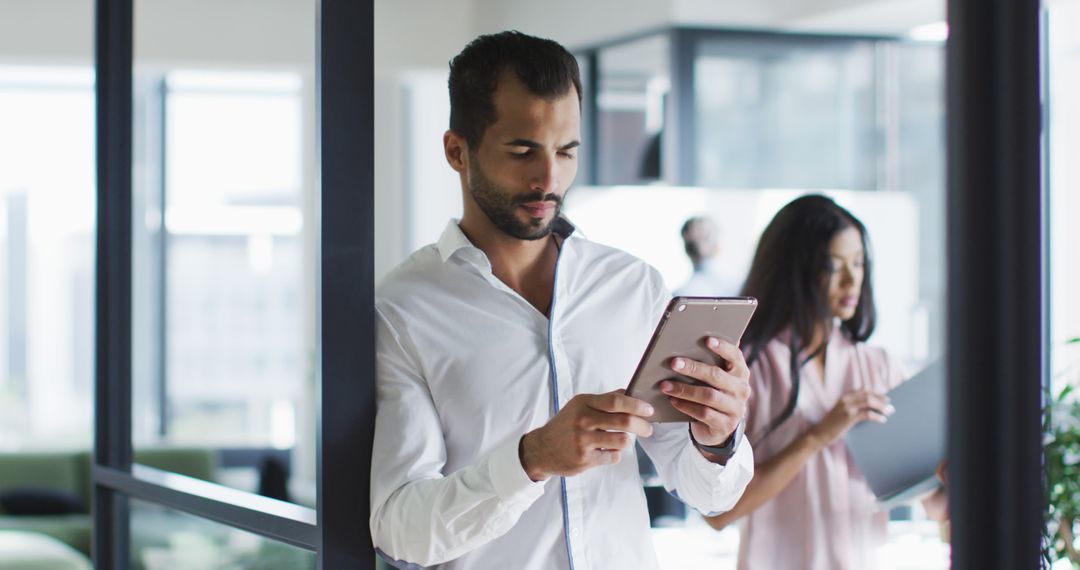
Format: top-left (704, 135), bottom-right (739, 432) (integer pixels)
top-left (680, 437), bottom-right (755, 514)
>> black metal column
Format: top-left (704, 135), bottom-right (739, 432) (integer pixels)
top-left (946, 0), bottom-right (1045, 567)
top-left (93, 0), bottom-right (134, 567)
top-left (583, 51), bottom-right (599, 186)
top-left (671, 29), bottom-right (696, 186)
top-left (317, 0), bottom-right (375, 568)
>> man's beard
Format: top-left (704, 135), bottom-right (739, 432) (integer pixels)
top-left (468, 158), bottom-right (563, 241)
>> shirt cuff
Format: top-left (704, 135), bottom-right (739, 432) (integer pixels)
top-left (685, 435), bottom-right (754, 503)
top-left (687, 434), bottom-right (753, 473)
top-left (487, 436), bottom-right (546, 504)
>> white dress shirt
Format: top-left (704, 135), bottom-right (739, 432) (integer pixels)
top-left (370, 218), bottom-right (754, 570)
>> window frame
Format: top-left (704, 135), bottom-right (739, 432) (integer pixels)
top-left (92, 0), bottom-right (375, 568)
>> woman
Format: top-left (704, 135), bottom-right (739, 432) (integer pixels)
top-left (706, 194), bottom-right (905, 569)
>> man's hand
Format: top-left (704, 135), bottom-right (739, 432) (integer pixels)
top-left (519, 390), bottom-right (655, 482)
top-left (659, 338), bottom-right (750, 447)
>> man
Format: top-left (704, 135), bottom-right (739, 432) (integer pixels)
top-left (675, 216), bottom-right (739, 297)
top-left (370, 31), bottom-right (753, 570)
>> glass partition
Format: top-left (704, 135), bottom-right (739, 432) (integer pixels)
top-left (1048, 0), bottom-right (1080, 395)
top-left (130, 0), bottom-right (317, 506)
top-left (1046, 1), bottom-right (1080, 565)
top-left (568, 27), bottom-right (948, 568)
top-left (129, 498), bottom-right (315, 570)
top-left (694, 37), bottom-right (878, 190)
top-left (0, 66), bottom-right (95, 450)
top-left (595, 34), bottom-right (671, 184)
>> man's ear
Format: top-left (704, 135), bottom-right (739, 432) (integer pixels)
top-left (444, 130), bottom-right (469, 174)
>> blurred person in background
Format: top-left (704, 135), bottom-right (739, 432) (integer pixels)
top-left (675, 216), bottom-right (740, 297)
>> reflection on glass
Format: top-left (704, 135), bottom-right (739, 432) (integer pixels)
top-left (129, 498), bottom-right (314, 570)
top-left (0, 65), bottom-right (95, 449)
top-left (131, 0), bottom-right (316, 506)
top-left (596, 34), bottom-right (670, 184)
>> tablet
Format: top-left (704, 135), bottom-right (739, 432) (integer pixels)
top-left (625, 296), bottom-right (757, 423)
top-left (844, 358), bottom-right (946, 507)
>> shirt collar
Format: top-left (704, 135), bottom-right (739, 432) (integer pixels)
top-left (435, 216), bottom-right (577, 263)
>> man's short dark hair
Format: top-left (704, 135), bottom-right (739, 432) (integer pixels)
top-left (448, 30), bottom-right (582, 150)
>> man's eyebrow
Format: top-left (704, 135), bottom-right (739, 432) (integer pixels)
top-left (503, 139), bottom-right (542, 148)
top-left (503, 139), bottom-right (581, 150)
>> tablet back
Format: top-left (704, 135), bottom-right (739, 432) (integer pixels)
top-left (626, 296), bottom-right (757, 423)
top-left (844, 359), bottom-right (946, 506)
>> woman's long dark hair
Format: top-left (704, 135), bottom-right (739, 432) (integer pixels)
top-left (740, 194), bottom-right (877, 434)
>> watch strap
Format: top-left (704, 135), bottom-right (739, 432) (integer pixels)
top-left (690, 420), bottom-right (744, 460)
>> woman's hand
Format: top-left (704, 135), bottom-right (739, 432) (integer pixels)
top-left (806, 389), bottom-right (893, 449)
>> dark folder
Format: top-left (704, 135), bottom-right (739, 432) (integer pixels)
top-left (844, 359), bottom-right (946, 507)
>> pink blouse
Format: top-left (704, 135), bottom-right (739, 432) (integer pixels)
top-left (737, 324), bottom-right (907, 570)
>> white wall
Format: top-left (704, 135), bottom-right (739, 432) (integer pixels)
top-left (0, 0), bottom-right (315, 67)
top-left (0, 0), bottom-right (92, 64)
top-left (374, 0), bottom-right (479, 280)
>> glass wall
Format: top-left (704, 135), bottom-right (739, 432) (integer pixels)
top-left (2, 1), bottom-right (369, 566)
top-left (1046, 1), bottom-right (1080, 566)
top-left (569, 27), bottom-right (948, 568)
top-left (579, 30), bottom-right (945, 367)
top-left (595, 34), bottom-right (671, 184)
top-left (1048, 0), bottom-right (1080, 395)
top-left (129, 0), bottom-right (317, 506)
top-left (694, 37), bottom-right (878, 190)
top-left (129, 498), bottom-right (315, 570)
top-left (0, 65), bottom-right (94, 449)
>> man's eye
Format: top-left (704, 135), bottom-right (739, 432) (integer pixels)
top-left (510, 150), bottom-right (530, 158)
top-left (558, 151), bottom-right (576, 159)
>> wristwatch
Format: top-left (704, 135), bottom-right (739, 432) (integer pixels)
top-left (690, 420), bottom-right (744, 463)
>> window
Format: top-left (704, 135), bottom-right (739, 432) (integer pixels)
top-left (129, 70), bottom-right (316, 504)
top-left (93, 0), bottom-right (372, 567)
top-left (1048, 0), bottom-right (1080, 396)
top-left (0, 66), bottom-right (95, 449)
top-left (595, 35), bottom-right (671, 185)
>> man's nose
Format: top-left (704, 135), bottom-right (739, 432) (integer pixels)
top-left (529, 155), bottom-right (559, 193)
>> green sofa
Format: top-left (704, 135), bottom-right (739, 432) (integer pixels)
top-left (0, 448), bottom-right (216, 558)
